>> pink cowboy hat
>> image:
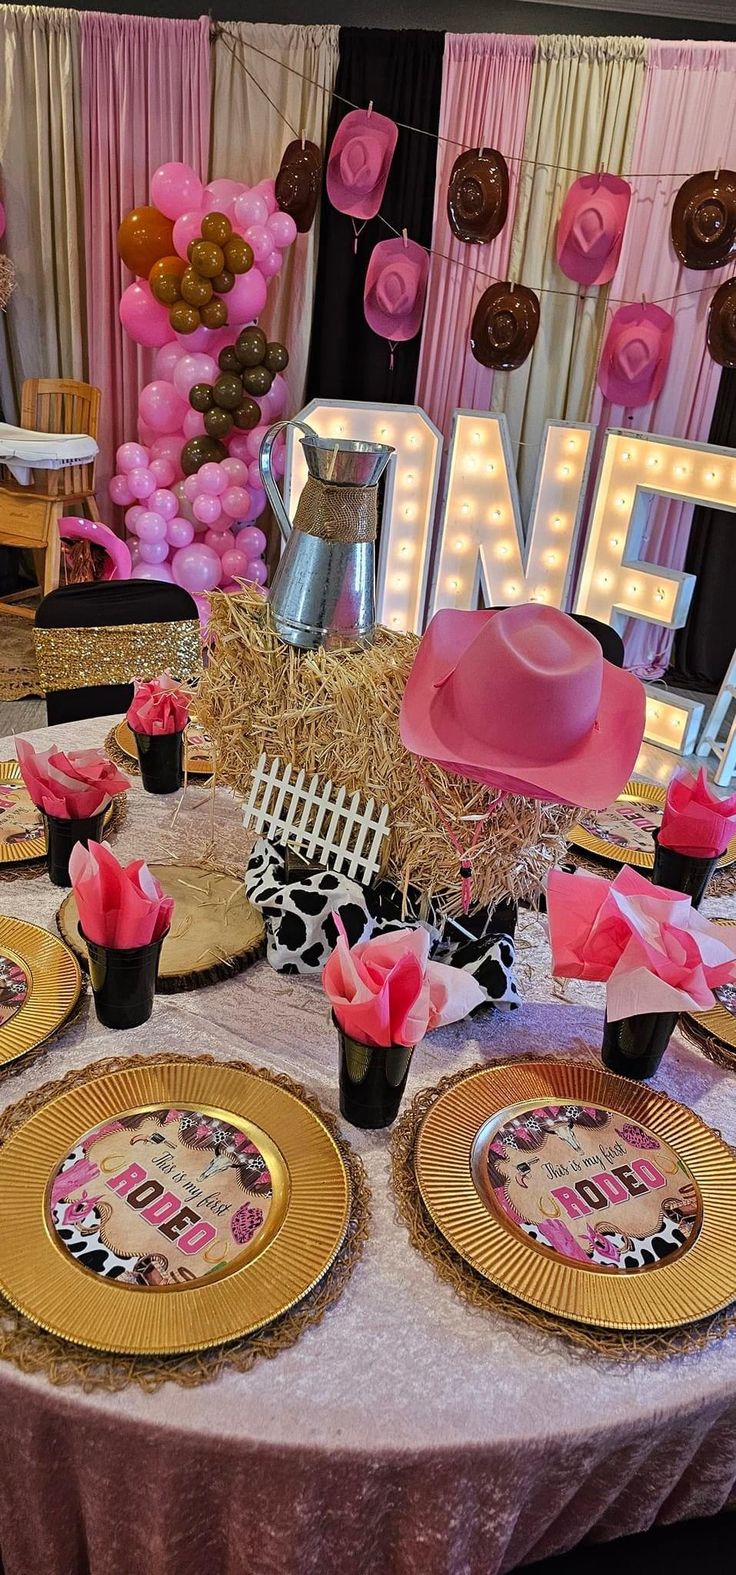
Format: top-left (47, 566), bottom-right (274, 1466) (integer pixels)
top-left (597, 303), bottom-right (674, 407)
top-left (364, 238), bottom-right (429, 341)
top-left (399, 604), bottom-right (645, 811)
top-left (327, 109), bottom-right (398, 221)
top-left (556, 173), bottom-right (631, 286)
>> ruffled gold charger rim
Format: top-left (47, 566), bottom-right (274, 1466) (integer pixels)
top-left (391, 1057), bottom-right (736, 1359)
top-left (0, 1052), bottom-right (370, 1393)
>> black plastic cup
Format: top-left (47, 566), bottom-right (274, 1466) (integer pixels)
top-left (82, 926), bottom-right (168, 1030)
top-left (652, 832), bottom-right (718, 909)
top-left (334, 1014), bottom-right (414, 1129)
top-left (133, 729), bottom-right (184, 794)
top-left (601, 1010), bottom-right (678, 1081)
top-left (43, 809), bottom-right (107, 887)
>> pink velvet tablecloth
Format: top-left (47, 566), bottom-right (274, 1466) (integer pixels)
top-left (0, 719), bottom-right (735, 1575)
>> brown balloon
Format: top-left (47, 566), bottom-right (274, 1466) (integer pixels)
top-left (224, 237), bottom-right (253, 275)
top-left (169, 301), bottom-right (201, 334)
top-left (200, 211), bottom-right (233, 246)
top-left (263, 341), bottom-right (289, 374)
top-left (218, 346), bottom-right (242, 373)
top-left (233, 398), bottom-right (261, 431)
top-left (236, 327), bottom-right (267, 367)
top-left (189, 240), bottom-right (225, 279)
top-left (201, 298), bottom-right (228, 329)
top-left (180, 436), bottom-right (227, 475)
top-left (149, 255), bottom-right (186, 305)
top-left (213, 373), bottom-right (244, 410)
top-left (117, 206), bottom-right (175, 277)
top-left (213, 269), bottom-right (235, 295)
top-left (242, 364), bottom-right (273, 397)
top-left (204, 407), bottom-right (235, 440)
top-left (180, 267), bottom-right (213, 307)
top-left (189, 382), bottom-right (215, 413)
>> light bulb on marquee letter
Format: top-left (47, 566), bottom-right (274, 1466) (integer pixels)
top-left (429, 414), bottom-right (595, 615)
top-left (284, 400), bottom-right (441, 634)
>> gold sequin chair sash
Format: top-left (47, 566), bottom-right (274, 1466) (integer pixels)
top-left (34, 619), bottom-right (202, 692)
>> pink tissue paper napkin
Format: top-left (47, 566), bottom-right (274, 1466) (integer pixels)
top-left (658, 766), bottom-right (736, 859)
top-left (70, 840), bottom-right (173, 948)
top-left (16, 738), bottom-right (130, 820)
top-left (323, 921), bottom-right (485, 1047)
top-left (547, 864), bottom-right (736, 1020)
top-left (126, 673), bottom-right (191, 737)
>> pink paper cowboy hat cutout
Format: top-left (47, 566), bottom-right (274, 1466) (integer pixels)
top-left (327, 108), bottom-right (398, 221)
top-left (556, 173), bottom-right (631, 286)
top-left (399, 603), bottom-right (645, 812)
top-left (597, 303), bottom-right (674, 408)
top-left (364, 238), bottom-right (429, 341)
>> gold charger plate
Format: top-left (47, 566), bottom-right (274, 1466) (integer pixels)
top-left (0, 1057), bottom-right (351, 1355)
top-left (0, 761), bottom-right (115, 867)
top-left (57, 863), bottom-right (265, 992)
top-left (112, 718), bottom-right (215, 779)
top-left (0, 916), bottom-right (82, 1069)
top-left (684, 918), bottom-right (736, 1054)
top-left (415, 1059), bottom-right (736, 1331)
top-left (568, 779), bottom-right (736, 871)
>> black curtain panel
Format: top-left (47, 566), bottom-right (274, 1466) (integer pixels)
top-left (671, 369), bottom-right (736, 691)
top-left (306, 27), bottom-right (444, 406)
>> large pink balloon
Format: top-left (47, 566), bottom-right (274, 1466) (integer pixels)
top-left (193, 494), bottom-right (223, 526)
top-left (58, 516), bottom-right (132, 580)
top-left (268, 210), bottom-right (297, 249)
top-left (204, 529), bottom-right (235, 557)
top-left (109, 474), bottom-right (134, 507)
top-left (166, 516), bottom-right (194, 549)
top-left (138, 380), bottom-right (189, 435)
top-left (132, 561), bottom-right (174, 583)
top-left (173, 208), bottom-right (207, 261)
top-left (198, 462), bottom-right (226, 496)
top-left (149, 487), bottom-right (178, 521)
top-left (152, 162), bottom-right (204, 221)
top-left (139, 538), bottom-right (170, 564)
top-left (232, 191), bottom-right (269, 230)
top-left (226, 268), bottom-right (267, 323)
top-left (137, 511), bottom-right (168, 544)
top-left (153, 340), bottom-right (184, 380)
top-left (221, 456), bottom-right (248, 487)
top-left (205, 179), bottom-right (244, 209)
top-left (116, 441), bottom-right (149, 475)
top-left (171, 542), bottom-right (222, 594)
top-left (119, 281), bottom-right (172, 348)
top-left (149, 455), bottom-right (176, 488)
top-left (128, 466), bottom-right (157, 501)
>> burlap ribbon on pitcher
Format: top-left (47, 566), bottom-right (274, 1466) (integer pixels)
top-left (293, 477), bottom-right (377, 543)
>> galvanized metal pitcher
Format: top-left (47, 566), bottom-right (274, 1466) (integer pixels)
top-left (259, 420), bottom-right (394, 651)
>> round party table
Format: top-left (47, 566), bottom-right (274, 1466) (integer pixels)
top-left (0, 718), bottom-right (735, 1575)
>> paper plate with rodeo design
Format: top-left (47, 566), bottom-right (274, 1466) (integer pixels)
top-left (415, 1060), bottom-right (736, 1330)
top-left (0, 1059), bottom-right (350, 1354)
top-left (568, 779), bottom-right (736, 871)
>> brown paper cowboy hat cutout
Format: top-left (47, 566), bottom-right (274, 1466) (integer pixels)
top-left (275, 139), bottom-right (323, 234)
top-left (470, 281), bottom-right (540, 369)
top-left (671, 169), bottom-right (736, 271)
top-left (707, 277), bottom-right (736, 367)
top-left (447, 148), bottom-right (509, 245)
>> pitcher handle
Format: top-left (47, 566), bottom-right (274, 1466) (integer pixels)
top-left (259, 419), bottom-right (319, 545)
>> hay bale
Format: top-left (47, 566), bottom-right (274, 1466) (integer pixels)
top-left (197, 588), bottom-right (577, 915)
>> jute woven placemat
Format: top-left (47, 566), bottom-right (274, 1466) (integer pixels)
top-left (568, 847), bottom-right (736, 899)
top-left (391, 1055), bottom-right (736, 1360)
top-left (0, 1052), bottom-right (370, 1393)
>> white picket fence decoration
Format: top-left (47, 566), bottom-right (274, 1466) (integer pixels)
top-left (243, 752), bottom-right (390, 884)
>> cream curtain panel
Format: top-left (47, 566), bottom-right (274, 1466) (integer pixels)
top-left (0, 4), bottom-right (85, 420)
top-left (212, 24), bottom-right (339, 412)
top-left (491, 34), bottom-right (647, 513)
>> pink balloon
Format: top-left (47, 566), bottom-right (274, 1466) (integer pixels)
top-left (128, 466), bottom-right (157, 501)
top-left (183, 408), bottom-right (206, 439)
top-left (193, 353), bottom-right (218, 384)
top-left (171, 542), bottom-right (222, 594)
top-left (247, 485), bottom-right (267, 519)
top-left (132, 560), bottom-right (174, 583)
top-left (129, 541), bottom-right (141, 566)
top-left (166, 516), bottom-right (194, 549)
top-left (246, 558), bottom-right (268, 586)
top-left (183, 474), bottom-right (201, 501)
top-left (153, 340), bottom-right (184, 381)
top-left (237, 525), bottom-right (267, 557)
top-left (268, 210), bottom-right (297, 249)
top-left (138, 380), bottom-right (189, 435)
top-left (220, 456), bottom-right (248, 487)
top-left (58, 515), bottom-right (133, 580)
top-left (109, 474), bottom-right (134, 507)
top-left (173, 354), bottom-right (203, 399)
top-left (245, 425), bottom-right (268, 460)
top-left (119, 281), bottom-right (172, 348)
top-left (242, 225), bottom-right (272, 264)
top-left (220, 547), bottom-right (251, 580)
top-left (246, 460), bottom-right (262, 490)
top-left (198, 462), bottom-right (227, 496)
top-left (226, 268), bottom-right (267, 323)
top-left (125, 505), bottom-right (145, 532)
top-left (193, 494), bottom-right (223, 526)
top-left (149, 487), bottom-right (178, 521)
top-left (269, 374), bottom-right (288, 418)
top-left (192, 592), bottom-right (212, 631)
top-left (232, 191), bottom-right (269, 230)
top-left (152, 162), bottom-right (204, 221)
top-left (116, 442), bottom-right (149, 475)
top-left (204, 529), bottom-right (235, 557)
top-left (136, 510), bottom-right (168, 543)
top-left (260, 249), bottom-right (282, 283)
top-left (149, 455), bottom-right (176, 487)
top-left (138, 421), bottom-right (157, 448)
top-left (221, 485), bottom-right (250, 520)
top-left (254, 179), bottom-right (278, 215)
top-left (173, 325), bottom-right (232, 358)
top-left (256, 391), bottom-right (277, 426)
top-left (272, 444), bottom-right (286, 480)
top-left (151, 434), bottom-right (184, 467)
top-left (173, 208), bottom-right (206, 261)
top-left (205, 179), bottom-right (244, 209)
top-left (139, 537), bottom-right (170, 565)
top-left (226, 433), bottom-right (252, 464)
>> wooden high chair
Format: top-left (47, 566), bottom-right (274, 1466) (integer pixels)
top-left (0, 378), bottom-right (101, 619)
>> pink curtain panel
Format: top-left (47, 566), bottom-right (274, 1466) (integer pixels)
top-left (415, 34), bottom-right (535, 441)
top-left (80, 13), bottom-right (210, 504)
top-left (587, 42), bottom-right (736, 679)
